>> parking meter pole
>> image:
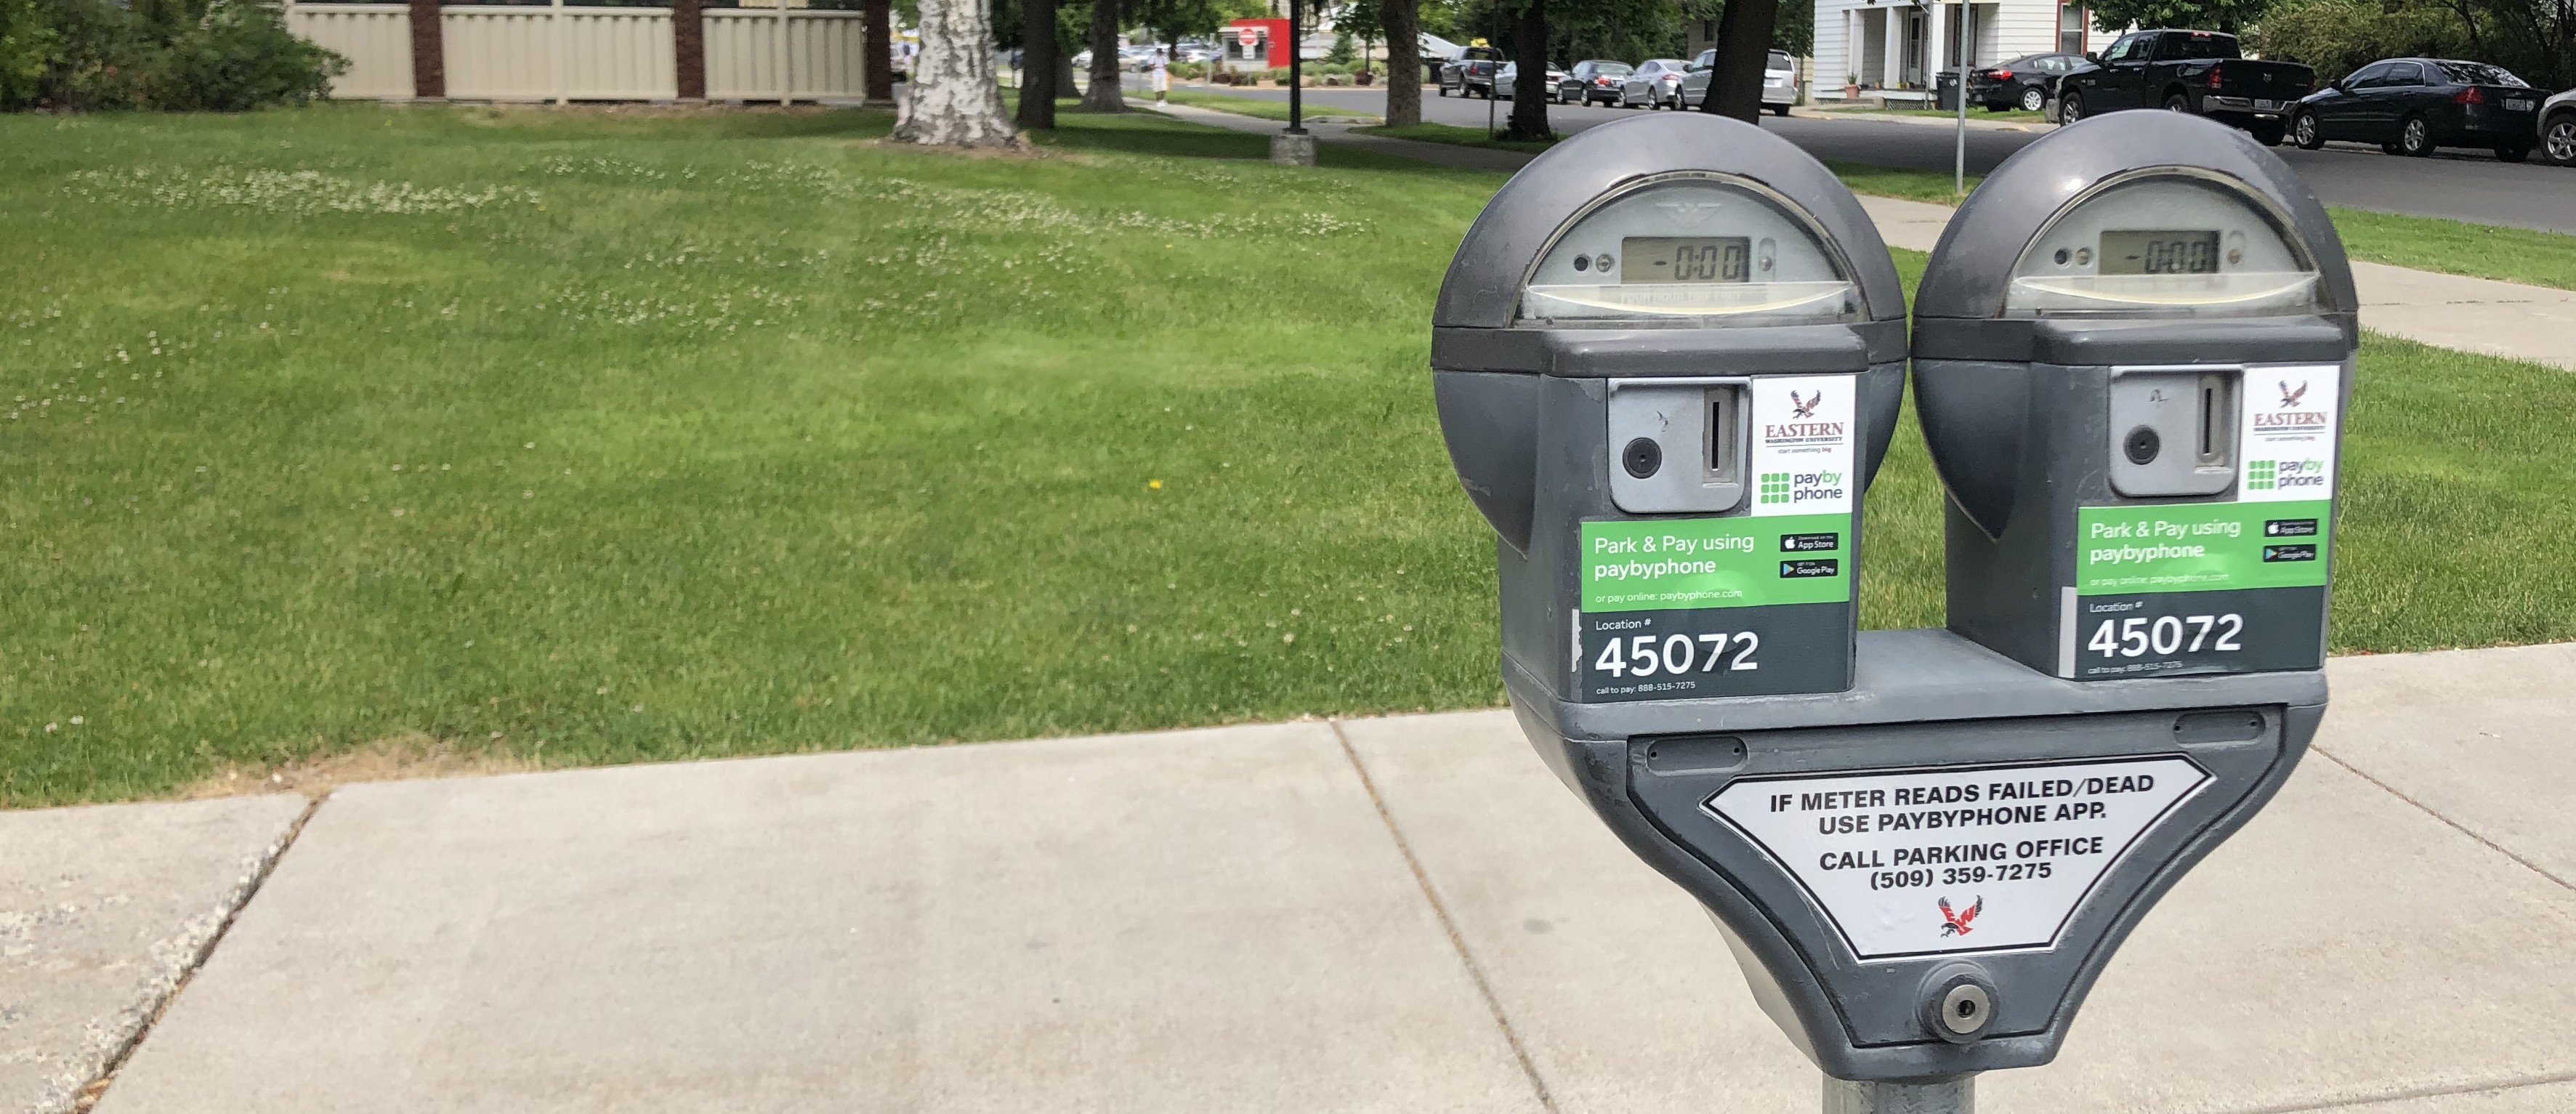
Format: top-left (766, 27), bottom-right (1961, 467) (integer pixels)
top-left (1953, 5), bottom-right (1970, 194)
top-left (1286, 0), bottom-right (1304, 134)
top-left (1825, 1077), bottom-right (1974, 1114)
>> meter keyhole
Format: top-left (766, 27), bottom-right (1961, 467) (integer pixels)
top-left (2123, 425), bottom-right (2162, 466)
top-left (1622, 437), bottom-right (1663, 479)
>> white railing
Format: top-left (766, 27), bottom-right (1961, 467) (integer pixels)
top-left (284, 3), bottom-right (871, 103)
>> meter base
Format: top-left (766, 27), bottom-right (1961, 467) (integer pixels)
top-left (1823, 1075), bottom-right (1974, 1114)
top-left (1505, 626), bottom-right (2321, 1081)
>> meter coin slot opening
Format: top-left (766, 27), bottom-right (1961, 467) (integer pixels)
top-left (1608, 379), bottom-right (1751, 514)
top-left (2108, 368), bottom-right (2238, 498)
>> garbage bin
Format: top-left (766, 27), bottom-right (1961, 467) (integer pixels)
top-left (1934, 70), bottom-right (1961, 110)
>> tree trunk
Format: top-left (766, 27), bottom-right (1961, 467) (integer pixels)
top-left (408, 0), bottom-right (445, 99)
top-left (1699, 0), bottom-right (1779, 123)
top-left (863, 0), bottom-right (895, 105)
top-left (892, 0), bottom-right (1020, 148)
top-left (1380, 0), bottom-right (1419, 126)
top-left (1016, 0), bottom-right (1057, 130)
top-left (1501, 0), bottom-right (1550, 142)
top-left (673, 0), bottom-right (706, 100)
top-left (1080, 0), bottom-right (1126, 111)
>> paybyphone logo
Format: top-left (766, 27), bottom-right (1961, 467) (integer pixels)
top-left (2246, 458), bottom-right (2328, 492)
top-left (1759, 472), bottom-right (1792, 504)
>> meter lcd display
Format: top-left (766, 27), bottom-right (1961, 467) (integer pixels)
top-left (2099, 230), bottom-right (2222, 275)
top-left (1622, 236), bottom-right (1751, 283)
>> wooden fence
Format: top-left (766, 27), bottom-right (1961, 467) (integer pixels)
top-left (285, 3), bottom-right (874, 102)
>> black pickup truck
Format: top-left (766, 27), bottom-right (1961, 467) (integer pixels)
top-left (2055, 29), bottom-right (2314, 145)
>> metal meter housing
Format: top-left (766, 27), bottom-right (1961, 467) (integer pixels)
top-left (1432, 113), bottom-right (1908, 715)
top-left (1912, 111), bottom-right (2358, 681)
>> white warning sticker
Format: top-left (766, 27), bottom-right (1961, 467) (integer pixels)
top-left (1704, 756), bottom-right (2211, 961)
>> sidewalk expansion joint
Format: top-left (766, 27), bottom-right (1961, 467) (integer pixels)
top-left (1331, 719), bottom-right (1562, 1114)
top-left (2216, 1065), bottom-right (2576, 1114)
top-left (2312, 746), bottom-right (2575, 894)
top-left (66, 794), bottom-right (323, 1114)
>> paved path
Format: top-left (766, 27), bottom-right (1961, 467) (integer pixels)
top-left (1, 796), bottom-right (305, 1114)
top-left (11, 642), bottom-right (2566, 1112)
top-left (1177, 81), bottom-right (2576, 235)
top-left (1157, 102), bottom-right (2576, 371)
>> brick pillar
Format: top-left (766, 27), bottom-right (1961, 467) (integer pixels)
top-left (674, 0), bottom-right (706, 100)
top-left (863, 0), bottom-right (895, 105)
top-left (408, 0), bottom-right (445, 99)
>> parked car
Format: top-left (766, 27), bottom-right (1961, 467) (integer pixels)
top-left (1559, 60), bottom-right (1633, 105)
top-left (2054, 29), bottom-right (2314, 145)
top-left (2544, 88), bottom-right (2576, 165)
top-left (2288, 58), bottom-right (2543, 161)
top-left (1677, 49), bottom-right (1796, 114)
top-left (1439, 45), bottom-right (1504, 98)
top-left (1969, 53), bottom-right (2080, 113)
top-left (1493, 61), bottom-right (1567, 100)
top-left (1621, 58), bottom-right (1692, 109)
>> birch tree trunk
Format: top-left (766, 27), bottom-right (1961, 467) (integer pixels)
top-left (892, 0), bottom-right (1020, 148)
top-left (1380, 0), bottom-right (1420, 126)
top-left (1080, 0), bottom-right (1126, 111)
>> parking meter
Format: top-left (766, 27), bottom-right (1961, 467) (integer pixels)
top-left (1432, 113), bottom-right (1908, 711)
top-left (1434, 110), bottom-right (2348, 1096)
top-left (1913, 110), bottom-right (2357, 681)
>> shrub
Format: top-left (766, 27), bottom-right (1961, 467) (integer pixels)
top-left (1267, 65), bottom-right (1288, 85)
top-left (1, 0), bottom-right (344, 111)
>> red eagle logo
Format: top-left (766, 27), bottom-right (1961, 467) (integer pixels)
top-left (1938, 895), bottom-right (1984, 937)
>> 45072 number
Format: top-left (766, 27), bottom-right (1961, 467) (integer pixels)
top-left (1592, 631), bottom-right (1759, 679)
top-left (2087, 613), bottom-right (2241, 659)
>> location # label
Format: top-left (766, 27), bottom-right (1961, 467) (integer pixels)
top-left (1704, 756), bottom-right (2212, 960)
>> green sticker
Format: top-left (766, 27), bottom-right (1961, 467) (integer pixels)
top-left (2077, 500), bottom-right (2332, 595)
top-left (1580, 514), bottom-right (1852, 613)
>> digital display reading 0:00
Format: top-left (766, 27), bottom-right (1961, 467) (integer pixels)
top-left (1621, 236), bottom-right (1751, 283)
top-left (2099, 230), bottom-right (2222, 275)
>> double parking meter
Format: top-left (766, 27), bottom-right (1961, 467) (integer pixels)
top-left (1434, 111), bottom-right (2352, 1095)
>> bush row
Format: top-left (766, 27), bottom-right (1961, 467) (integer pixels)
top-left (1, 0), bottom-right (345, 111)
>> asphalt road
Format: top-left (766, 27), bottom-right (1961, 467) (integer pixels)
top-left (1185, 84), bottom-right (2576, 235)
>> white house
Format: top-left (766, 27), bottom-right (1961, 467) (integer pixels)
top-left (1810, 0), bottom-right (2095, 102)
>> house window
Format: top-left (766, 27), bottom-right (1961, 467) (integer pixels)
top-left (2058, 5), bottom-right (2087, 55)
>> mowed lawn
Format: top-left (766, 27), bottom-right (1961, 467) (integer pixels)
top-left (3, 105), bottom-right (2571, 807)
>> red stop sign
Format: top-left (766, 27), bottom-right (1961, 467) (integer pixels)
top-left (1237, 26), bottom-right (1259, 48)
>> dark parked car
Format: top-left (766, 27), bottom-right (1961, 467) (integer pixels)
top-left (1559, 60), bottom-right (1632, 105)
top-left (1439, 46), bottom-right (1503, 98)
top-left (1621, 57), bottom-right (1692, 109)
top-left (2545, 88), bottom-right (2576, 165)
top-left (1969, 53), bottom-right (2080, 113)
top-left (1678, 48), bottom-right (1797, 114)
top-left (2288, 58), bottom-right (2543, 161)
top-left (2055, 29), bottom-right (2314, 145)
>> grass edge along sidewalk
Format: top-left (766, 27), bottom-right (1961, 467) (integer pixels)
top-left (4, 104), bottom-right (2574, 807)
top-left (1359, 125), bottom-right (2576, 293)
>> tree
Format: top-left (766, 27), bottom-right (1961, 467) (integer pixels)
top-left (2256, 0), bottom-right (2575, 89)
top-left (2086, 0), bottom-right (2274, 35)
top-left (1012, 0), bottom-right (1060, 129)
top-left (1694, 0), bottom-right (1777, 121)
top-left (894, 0), bottom-right (1020, 147)
top-left (1377, 0), bottom-right (1421, 126)
top-left (1501, 0), bottom-right (1549, 140)
top-left (1080, 0), bottom-right (1126, 109)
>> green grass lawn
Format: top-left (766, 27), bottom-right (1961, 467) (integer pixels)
top-left (4, 104), bottom-right (2572, 807)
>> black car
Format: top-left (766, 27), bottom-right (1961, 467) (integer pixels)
top-left (2288, 57), bottom-right (2544, 161)
top-left (1968, 53), bottom-right (2080, 113)
top-left (2054, 30), bottom-right (2312, 145)
top-left (1559, 60), bottom-right (1632, 105)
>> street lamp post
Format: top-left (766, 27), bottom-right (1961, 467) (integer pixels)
top-left (1271, 0), bottom-right (1317, 164)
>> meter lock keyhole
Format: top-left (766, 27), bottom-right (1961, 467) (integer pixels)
top-left (1623, 437), bottom-right (1663, 479)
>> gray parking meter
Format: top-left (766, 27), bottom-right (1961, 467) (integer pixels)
top-left (1913, 110), bottom-right (2356, 682)
top-left (1435, 111), bottom-right (2345, 1103)
top-left (1432, 113), bottom-right (1908, 709)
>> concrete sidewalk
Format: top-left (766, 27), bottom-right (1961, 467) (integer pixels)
top-left (1155, 102), bottom-right (2576, 371)
top-left (17, 642), bottom-right (2569, 1113)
